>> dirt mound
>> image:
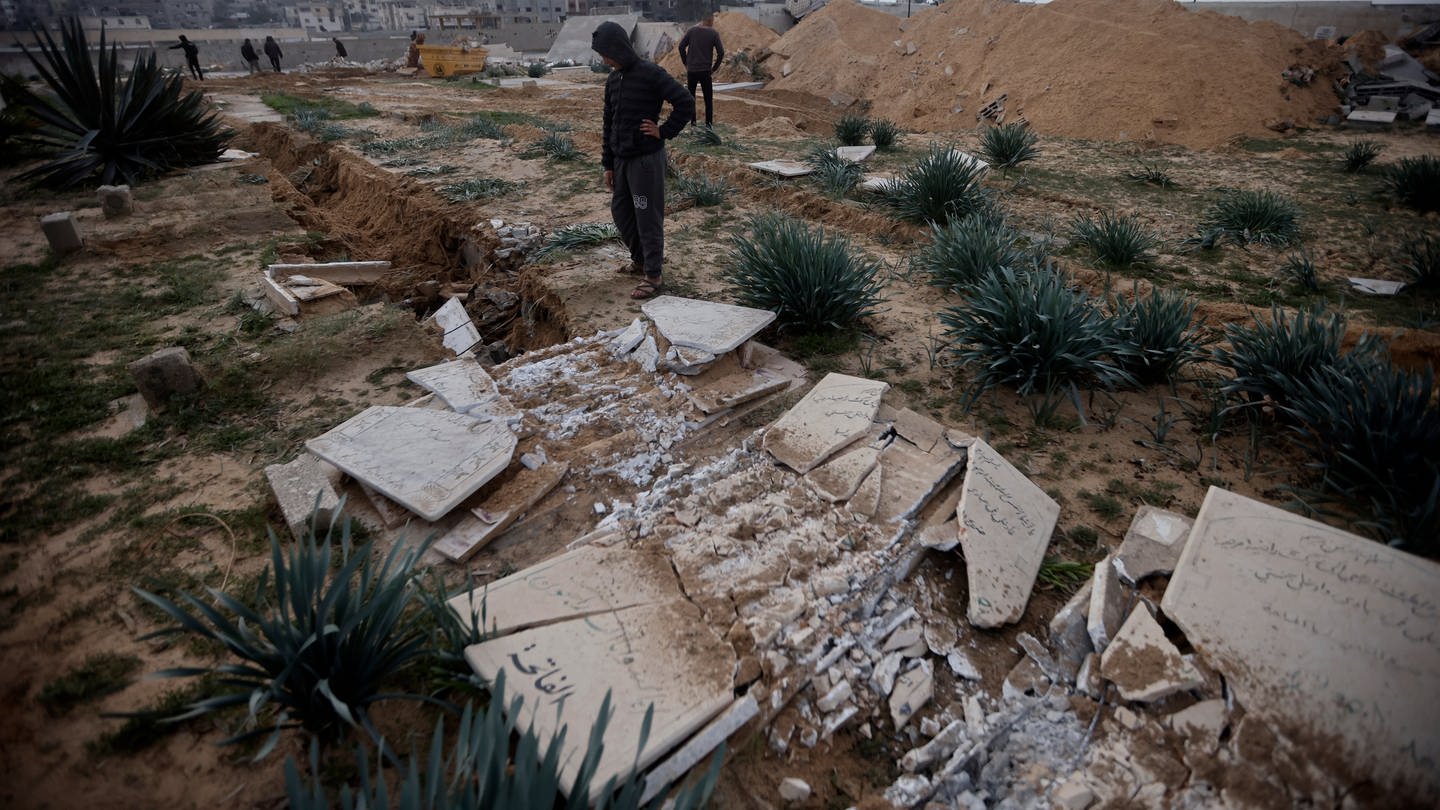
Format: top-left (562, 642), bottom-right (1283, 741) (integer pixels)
top-left (1341, 30), bottom-right (1390, 70)
top-left (762, 0), bottom-right (1342, 149)
top-left (740, 115), bottom-right (806, 138)
top-left (657, 11), bottom-right (780, 82)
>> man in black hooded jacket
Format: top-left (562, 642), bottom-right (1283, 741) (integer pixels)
top-left (592, 21), bottom-right (694, 300)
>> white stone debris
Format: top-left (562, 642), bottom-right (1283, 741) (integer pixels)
top-left (778, 777), bottom-right (811, 802)
top-left (1099, 604), bottom-right (1204, 702)
top-left (1112, 505), bottom-right (1193, 585)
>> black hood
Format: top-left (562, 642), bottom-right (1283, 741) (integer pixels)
top-left (592, 21), bottom-right (638, 68)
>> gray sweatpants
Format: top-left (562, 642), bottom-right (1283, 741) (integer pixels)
top-left (611, 148), bottom-right (667, 278)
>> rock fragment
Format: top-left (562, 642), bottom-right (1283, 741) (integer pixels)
top-left (1099, 604), bottom-right (1203, 702)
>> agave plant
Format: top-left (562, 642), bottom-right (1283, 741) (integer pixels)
top-left (834, 115), bottom-right (870, 146)
top-left (3, 17), bottom-right (230, 188)
top-left (286, 673), bottom-right (723, 810)
top-left (132, 516), bottom-right (447, 758)
top-left (1109, 286), bottom-right (1207, 385)
top-left (672, 172), bottom-right (733, 208)
top-left (1280, 251), bottom-right (1320, 292)
top-left (941, 266), bottom-right (1134, 406)
top-left (1282, 358), bottom-right (1440, 553)
top-left (724, 212), bottom-right (886, 332)
top-left (805, 144), bottom-right (863, 198)
top-left (461, 115), bottom-right (506, 140)
top-left (526, 61), bottom-right (550, 78)
top-left (912, 212), bottom-right (1031, 293)
top-left (1396, 232), bottom-right (1440, 288)
top-left (440, 177), bottom-right (521, 202)
top-left (876, 145), bottom-right (992, 226)
top-left (1197, 189), bottom-right (1301, 246)
top-left (1124, 161), bottom-right (1175, 188)
top-left (524, 132), bottom-right (584, 161)
top-left (1213, 305), bottom-right (1377, 409)
top-left (1070, 212), bottom-right (1158, 268)
top-left (869, 119), bottom-right (900, 149)
top-left (534, 222), bottom-right (621, 258)
top-left (978, 123), bottom-right (1039, 172)
top-left (1340, 140), bottom-right (1381, 173)
top-left (1384, 155), bottom-right (1440, 212)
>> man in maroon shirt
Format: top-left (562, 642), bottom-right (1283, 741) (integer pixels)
top-left (677, 14), bottom-right (725, 129)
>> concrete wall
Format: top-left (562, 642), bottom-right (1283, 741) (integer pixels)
top-left (1187, 2), bottom-right (1440, 40)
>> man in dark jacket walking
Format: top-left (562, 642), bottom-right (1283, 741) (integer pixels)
top-left (592, 21), bottom-right (694, 300)
top-left (240, 38), bottom-right (260, 74)
top-left (263, 36), bottom-right (283, 73)
top-left (677, 14), bottom-right (725, 128)
top-left (333, 37), bottom-right (348, 59)
top-left (169, 35), bottom-right (203, 80)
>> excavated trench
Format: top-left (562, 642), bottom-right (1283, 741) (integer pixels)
top-left (235, 122), bottom-right (570, 354)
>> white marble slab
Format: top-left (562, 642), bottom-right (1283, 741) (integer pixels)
top-left (406, 358), bottom-right (517, 419)
top-left (642, 295), bottom-right (777, 355)
top-left (464, 601), bottom-right (734, 797)
top-left (834, 145), bottom-right (876, 162)
top-left (1161, 487), bottom-right (1440, 800)
top-left (447, 544), bottom-right (683, 633)
top-left (955, 439), bottom-right (1060, 628)
top-left (1114, 506), bottom-right (1193, 584)
top-left (806, 444), bottom-right (881, 503)
top-left (1099, 604), bottom-right (1203, 702)
top-left (747, 159), bottom-right (814, 177)
top-left (432, 297), bottom-right (480, 357)
top-left (1347, 277), bottom-right (1406, 295)
top-left (305, 405), bottom-right (516, 521)
top-left (762, 373), bottom-right (888, 474)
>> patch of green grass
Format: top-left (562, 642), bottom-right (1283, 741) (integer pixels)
top-left (1036, 557), bottom-right (1094, 591)
top-left (39, 653), bottom-right (142, 714)
top-left (260, 92), bottom-right (380, 120)
top-left (88, 678), bottom-right (223, 757)
top-left (1077, 489), bottom-right (1125, 520)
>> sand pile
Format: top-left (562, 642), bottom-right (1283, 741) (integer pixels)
top-left (762, 0), bottom-right (1342, 149)
top-left (658, 11), bottom-right (780, 82)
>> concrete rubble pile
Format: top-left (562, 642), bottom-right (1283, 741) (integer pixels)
top-left (1340, 43), bottom-right (1440, 127)
top-left (267, 294), bottom-right (1439, 807)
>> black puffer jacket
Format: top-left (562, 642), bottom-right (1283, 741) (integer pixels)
top-left (593, 21), bottom-right (694, 171)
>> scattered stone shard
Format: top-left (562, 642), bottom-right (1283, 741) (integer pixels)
top-left (848, 463), bottom-right (882, 519)
top-left (805, 444), bottom-right (880, 502)
top-left (269, 260), bottom-right (390, 285)
top-left (779, 777), bottom-right (811, 802)
top-left (860, 174), bottom-right (898, 192)
top-left (1161, 487), bottom-right (1440, 800)
top-left (306, 405), bottom-right (516, 521)
top-left (834, 145), bottom-right (876, 162)
top-left (610, 317), bottom-right (646, 356)
top-left (406, 358), bottom-right (516, 419)
top-left (747, 159), bottom-right (813, 177)
top-left (1113, 505), bottom-right (1193, 584)
top-left (1168, 698), bottom-right (1227, 753)
top-left (641, 295), bottom-right (777, 355)
top-left (955, 439), bottom-right (1061, 628)
top-left (1099, 604), bottom-right (1203, 702)
top-left (1086, 555), bottom-right (1125, 653)
top-left (432, 461), bottom-right (569, 562)
top-left (664, 345), bottom-right (718, 375)
top-left (96, 184), bottom-right (132, 218)
top-left (762, 373), bottom-right (888, 474)
top-left (633, 334), bottom-right (660, 373)
top-left (873, 439), bottom-right (967, 525)
top-left (889, 660), bottom-right (933, 730)
top-left (1047, 580), bottom-right (1094, 682)
top-left (1347, 277), bottom-right (1406, 295)
top-left (464, 601), bottom-right (734, 797)
top-left (265, 453), bottom-right (341, 541)
top-left (640, 695), bottom-right (759, 804)
top-left (432, 297), bottom-right (481, 357)
top-left (447, 543), bottom-right (682, 633)
top-left (686, 366), bottom-right (790, 415)
top-left (892, 407), bottom-right (945, 453)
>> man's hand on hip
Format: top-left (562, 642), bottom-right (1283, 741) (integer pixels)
top-left (604, 169), bottom-right (615, 190)
top-left (639, 119), bottom-right (661, 139)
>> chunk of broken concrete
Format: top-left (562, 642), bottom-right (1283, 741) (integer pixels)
top-left (610, 317), bottom-right (646, 356)
top-left (1099, 604), bottom-right (1203, 702)
top-left (640, 695), bottom-right (759, 804)
top-left (432, 461), bottom-right (569, 562)
top-left (955, 439), bottom-right (1060, 627)
top-left (641, 295), bottom-right (776, 355)
top-left (1161, 486), bottom-right (1440, 800)
top-left (265, 453), bottom-right (342, 541)
top-left (305, 405), bottom-right (516, 521)
top-left (1167, 698), bottom-right (1227, 753)
top-left (873, 438), bottom-right (968, 525)
top-left (1113, 506), bottom-right (1193, 585)
top-left (763, 373), bottom-right (888, 474)
top-left (663, 345), bottom-right (717, 375)
top-left (889, 659), bottom-right (933, 730)
top-left (128, 346), bottom-right (205, 409)
top-left (432, 297), bottom-right (480, 357)
top-left (1347, 277), bottom-right (1406, 296)
top-left (778, 777), bottom-right (811, 802)
top-left (96, 184), bottom-right (132, 218)
top-left (406, 358), bottom-right (517, 420)
top-left (1002, 656), bottom-right (1051, 701)
top-left (892, 406), bottom-right (945, 453)
top-left (805, 444), bottom-right (880, 502)
top-left (40, 211), bottom-right (82, 255)
top-left (1086, 555), bottom-right (1125, 654)
top-left (464, 601), bottom-right (734, 796)
top-left (835, 145), bottom-right (876, 163)
top-left (1047, 580), bottom-right (1094, 682)
top-left (747, 159), bottom-right (813, 177)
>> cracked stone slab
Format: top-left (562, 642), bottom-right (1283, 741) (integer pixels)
top-left (889, 659), bottom-right (933, 730)
top-left (835, 145), bottom-right (876, 162)
top-left (432, 297), bottom-right (480, 357)
top-left (955, 439), bottom-right (1060, 628)
top-left (848, 463), bottom-right (882, 519)
top-left (1087, 555), bottom-right (1125, 653)
top-left (1161, 487), bottom-right (1440, 800)
top-left (641, 295), bottom-right (777, 355)
top-left (873, 439), bottom-right (967, 525)
top-left (406, 358), bottom-right (518, 420)
top-left (432, 462), bottom-right (569, 562)
top-left (762, 373), bottom-right (888, 474)
top-left (306, 405), bottom-right (516, 521)
top-left (664, 345), bottom-right (718, 375)
top-left (687, 367), bottom-right (791, 415)
top-left (464, 601), bottom-right (734, 798)
top-left (892, 407), bottom-right (945, 453)
top-left (1047, 580), bottom-right (1094, 682)
top-left (747, 159), bottom-right (813, 177)
top-left (1099, 604), bottom-right (1203, 702)
top-left (265, 453), bottom-right (341, 541)
top-left (447, 543), bottom-right (682, 634)
top-left (1347, 277), bottom-right (1406, 295)
top-left (805, 444), bottom-right (881, 502)
top-left (1113, 505), bottom-right (1193, 585)
top-left (610, 317), bottom-right (646, 356)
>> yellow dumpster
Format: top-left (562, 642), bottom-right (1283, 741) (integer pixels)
top-left (417, 44), bottom-right (488, 78)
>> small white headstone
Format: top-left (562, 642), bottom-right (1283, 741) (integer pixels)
top-left (834, 145), bottom-right (876, 163)
top-left (642, 295), bottom-right (777, 355)
top-left (432, 297), bottom-right (481, 356)
top-left (763, 373), bottom-right (888, 474)
top-left (747, 159), bottom-right (814, 177)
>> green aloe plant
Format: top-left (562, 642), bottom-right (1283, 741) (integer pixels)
top-left (1384, 155), bottom-right (1440, 212)
top-left (1197, 190), bottom-right (1301, 246)
top-left (912, 212), bottom-right (1032, 293)
top-left (1213, 305), bottom-right (1378, 409)
top-left (875, 144), bottom-right (992, 226)
top-left (3, 17), bottom-right (230, 188)
top-left (1070, 211), bottom-right (1158, 268)
top-left (133, 515), bottom-right (449, 759)
top-left (1109, 286), bottom-right (1208, 385)
top-left (805, 144), bottom-right (863, 198)
top-left (834, 115), bottom-right (869, 146)
top-left (978, 123), bottom-right (1039, 172)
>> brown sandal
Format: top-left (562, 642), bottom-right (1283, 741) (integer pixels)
top-left (630, 278), bottom-right (663, 300)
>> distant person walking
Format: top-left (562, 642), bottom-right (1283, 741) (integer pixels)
top-left (263, 36), bottom-right (283, 73)
top-left (407, 33), bottom-right (425, 69)
top-left (169, 35), bottom-right (203, 81)
top-left (677, 14), bottom-right (725, 128)
top-left (240, 38), bottom-right (260, 74)
top-left (592, 21), bottom-right (694, 300)
top-left (333, 37), bottom-right (348, 59)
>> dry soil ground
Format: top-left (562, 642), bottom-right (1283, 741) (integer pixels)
top-left (1, 56), bottom-right (1437, 810)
